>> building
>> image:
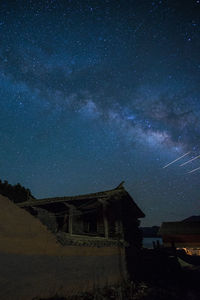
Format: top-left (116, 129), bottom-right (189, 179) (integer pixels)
top-left (0, 182), bottom-right (145, 299)
top-left (18, 181), bottom-right (145, 248)
top-left (159, 217), bottom-right (200, 255)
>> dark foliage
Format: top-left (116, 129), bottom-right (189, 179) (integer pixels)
top-left (0, 179), bottom-right (34, 203)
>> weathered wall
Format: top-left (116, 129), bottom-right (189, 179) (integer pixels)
top-left (0, 248), bottom-right (126, 300)
top-left (0, 195), bottom-right (127, 300)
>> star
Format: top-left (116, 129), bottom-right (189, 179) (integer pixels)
top-left (0, 0), bottom-right (199, 227)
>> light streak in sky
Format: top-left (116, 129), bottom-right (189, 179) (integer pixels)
top-left (180, 155), bottom-right (200, 166)
top-left (188, 166), bottom-right (200, 174)
top-left (162, 152), bottom-right (191, 169)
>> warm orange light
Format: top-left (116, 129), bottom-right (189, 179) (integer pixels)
top-left (177, 247), bottom-right (200, 256)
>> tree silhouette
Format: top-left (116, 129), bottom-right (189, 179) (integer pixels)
top-left (0, 179), bottom-right (35, 203)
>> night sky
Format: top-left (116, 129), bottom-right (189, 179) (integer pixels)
top-left (0, 0), bottom-right (200, 226)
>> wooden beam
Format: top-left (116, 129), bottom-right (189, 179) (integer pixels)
top-left (63, 202), bottom-right (76, 209)
top-left (98, 198), bottom-right (108, 205)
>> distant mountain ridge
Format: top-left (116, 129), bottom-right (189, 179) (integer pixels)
top-left (141, 226), bottom-right (160, 237)
top-left (182, 216), bottom-right (200, 222)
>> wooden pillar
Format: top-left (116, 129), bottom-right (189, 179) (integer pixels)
top-left (119, 220), bottom-right (124, 239)
top-left (69, 207), bottom-right (73, 235)
top-left (103, 203), bottom-right (109, 239)
top-left (115, 220), bottom-right (120, 236)
top-left (63, 203), bottom-right (75, 235)
top-left (62, 213), bottom-right (68, 232)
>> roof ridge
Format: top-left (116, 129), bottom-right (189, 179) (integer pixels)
top-left (17, 183), bottom-right (125, 207)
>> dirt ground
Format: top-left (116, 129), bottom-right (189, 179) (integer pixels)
top-left (37, 269), bottom-right (200, 300)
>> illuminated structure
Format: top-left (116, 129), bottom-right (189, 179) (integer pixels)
top-left (159, 217), bottom-right (200, 255)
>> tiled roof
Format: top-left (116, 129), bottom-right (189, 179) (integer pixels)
top-left (17, 182), bottom-right (145, 218)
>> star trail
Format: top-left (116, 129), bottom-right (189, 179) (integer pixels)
top-left (0, 0), bottom-right (200, 225)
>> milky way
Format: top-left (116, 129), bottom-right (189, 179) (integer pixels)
top-left (0, 0), bottom-right (200, 225)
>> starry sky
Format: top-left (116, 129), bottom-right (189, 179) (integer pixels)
top-left (0, 0), bottom-right (200, 226)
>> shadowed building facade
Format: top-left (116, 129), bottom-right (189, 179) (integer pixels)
top-left (0, 182), bottom-right (144, 299)
top-left (18, 182), bottom-right (145, 248)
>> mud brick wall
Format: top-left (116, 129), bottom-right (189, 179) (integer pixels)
top-left (0, 195), bottom-right (127, 300)
top-left (0, 246), bottom-right (127, 300)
